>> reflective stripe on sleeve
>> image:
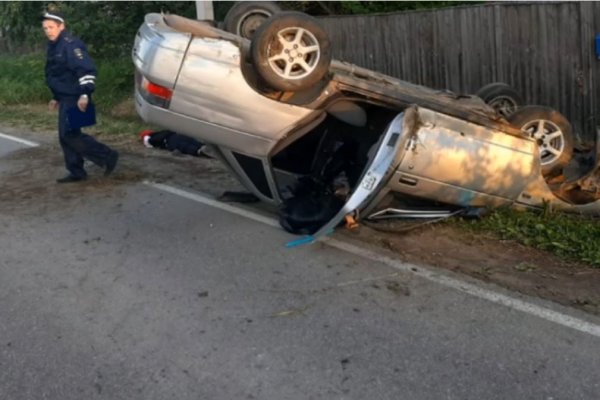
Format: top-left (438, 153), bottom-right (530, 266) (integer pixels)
top-left (78, 75), bottom-right (96, 83)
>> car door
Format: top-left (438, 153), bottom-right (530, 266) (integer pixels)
top-left (287, 110), bottom-right (408, 246)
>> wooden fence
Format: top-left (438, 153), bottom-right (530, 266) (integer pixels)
top-left (319, 1), bottom-right (600, 141)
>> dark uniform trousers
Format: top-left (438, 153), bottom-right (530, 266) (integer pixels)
top-left (58, 97), bottom-right (112, 179)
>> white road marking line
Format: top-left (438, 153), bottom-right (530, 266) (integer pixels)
top-left (145, 181), bottom-right (280, 228)
top-left (0, 132), bottom-right (39, 148)
top-left (145, 181), bottom-right (600, 338)
top-left (324, 238), bottom-right (600, 338)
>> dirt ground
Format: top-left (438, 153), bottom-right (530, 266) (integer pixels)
top-left (1, 126), bottom-right (599, 316)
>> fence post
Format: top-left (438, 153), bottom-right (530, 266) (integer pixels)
top-left (195, 1), bottom-right (214, 21)
top-left (579, 1), bottom-right (597, 140)
top-left (493, 4), bottom-right (504, 82)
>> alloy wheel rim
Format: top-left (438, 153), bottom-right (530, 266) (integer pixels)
top-left (521, 119), bottom-right (565, 165)
top-left (267, 27), bottom-right (321, 80)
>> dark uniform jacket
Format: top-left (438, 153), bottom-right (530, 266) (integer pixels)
top-left (45, 30), bottom-right (96, 100)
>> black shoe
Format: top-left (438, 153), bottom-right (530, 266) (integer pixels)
top-left (104, 150), bottom-right (119, 176)
top-left (56, 175), bottom-right (87, 183)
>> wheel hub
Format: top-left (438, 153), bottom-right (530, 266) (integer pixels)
top-left (489, 96), bottom-right (518, 118)
top-left (238, 11), bottom-right (271, 39)
top-left (285, 45), bottom-right (301, 59)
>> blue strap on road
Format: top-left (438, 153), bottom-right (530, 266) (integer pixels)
top-left (285, 229), bottom-right (335, 248)
top-left (286, 235), bottom-right (315, 248)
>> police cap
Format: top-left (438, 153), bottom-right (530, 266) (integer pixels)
top-left (41, 11), bottom-right (65, 24)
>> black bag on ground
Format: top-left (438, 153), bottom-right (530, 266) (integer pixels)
top-left (279, 177), bottom-right (344, 235)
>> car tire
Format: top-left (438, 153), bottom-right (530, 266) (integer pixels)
top-left (476, 82), bottom-right (523, 118)
top-left (507, 105), bottom-right (574, 177)
top-left (251, 11), bottom-right (332, 92)
top-left (223, 1), bottom-right (281, 39)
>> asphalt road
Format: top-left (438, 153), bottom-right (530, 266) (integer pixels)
top-left (1, 134), bottom-right (600, 399)
top-left (0, 133), bottom-right (38, 172)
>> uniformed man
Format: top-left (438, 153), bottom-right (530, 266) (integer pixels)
top-left (42, 10), bottom-right (118, 183)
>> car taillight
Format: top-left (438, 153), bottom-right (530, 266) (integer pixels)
top-left (146, 81), bottom-right (172, 101)
top-left (140, 76), bottom-right (173, 108)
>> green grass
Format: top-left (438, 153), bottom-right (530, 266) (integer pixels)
top-left (0, 103), bottom-right (150, 137)
top-left (455, 207), bottom-right (600, 267)
top-left (94, 58), bottom-right (136, 110)
top-left (0, 53), bottom-right (134, 111)
top-left (0, 54), bottom-right (48, 104)
top-left (0, 53), bottom-right (150, 135)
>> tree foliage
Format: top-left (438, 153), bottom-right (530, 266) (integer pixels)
top-left (0, 1), bottom-right (476, 58)
top-left (0, 1), bottom-right (198, 57)
top-left (0, 1), bottom-right (45, 53)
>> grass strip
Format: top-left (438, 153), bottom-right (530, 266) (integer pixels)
top-left (0, 103), bottom-right (150, 137)
top-left (456, 207), bottom-right (600, 267)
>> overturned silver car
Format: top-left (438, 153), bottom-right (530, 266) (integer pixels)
top-left (132, 11), bottom-right (600, 238)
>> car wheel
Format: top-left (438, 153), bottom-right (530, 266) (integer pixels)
top-left (507, 105), bottom-right (574, 176)
top-left (251, 11), bottom-right (332, 92)
top-left (223, 1), bottom-right (281, 39)
top-left (476, 82), bottom-right (523, 118)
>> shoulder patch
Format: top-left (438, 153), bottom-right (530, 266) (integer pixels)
top-left (74, 48), bottom-right (84, 59)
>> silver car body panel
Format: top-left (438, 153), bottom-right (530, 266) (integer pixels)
top-left (388, 108), bottom-right (537, 208)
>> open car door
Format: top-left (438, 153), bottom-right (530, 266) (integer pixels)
top-left (287, 110), bottom-right (410, 246)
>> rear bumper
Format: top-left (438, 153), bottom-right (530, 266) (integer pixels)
top-left (134, 89), bottom-right (274, 157)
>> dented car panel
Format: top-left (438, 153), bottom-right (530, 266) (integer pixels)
top-left (133, 13), bottom-right (600, 238)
